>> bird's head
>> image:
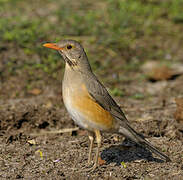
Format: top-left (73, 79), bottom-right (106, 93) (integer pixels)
top-left (43, 40), bottom-right (90, 70)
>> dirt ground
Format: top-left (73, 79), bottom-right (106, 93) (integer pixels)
top-left (0, 70), bottom-right (183, 179)
top-left (0, 1), bottom-right (183, 179)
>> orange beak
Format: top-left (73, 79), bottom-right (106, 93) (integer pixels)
top-left (43, 43), bottom-right (64, 51)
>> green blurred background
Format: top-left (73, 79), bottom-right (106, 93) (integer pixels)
top-left (0, 0), bottom-right (183, 99)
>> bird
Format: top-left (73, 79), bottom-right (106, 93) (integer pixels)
top-left (43, 39), bottom-right (171, 171)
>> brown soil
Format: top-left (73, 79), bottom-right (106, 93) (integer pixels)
top-left (0, 71), bottom-right (183, 179)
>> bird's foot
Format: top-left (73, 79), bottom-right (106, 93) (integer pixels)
top-left (77, 162), bottom-right (98, 172)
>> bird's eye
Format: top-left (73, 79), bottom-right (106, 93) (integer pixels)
top-left (67, 45), bottom-right (72, 49)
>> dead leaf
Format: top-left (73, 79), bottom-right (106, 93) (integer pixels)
top-left (44, 101), bottom-right (53, 109)
top-left (149, 66), bottom-right (173, 81)
top-left (98, 157), bottom-right (106, 165)
top-left (142, 61), bottom-right (181, 81)
top-left (27, 139), bottom-right (36, 145)
top-left (35, 149), bottom-right (43, 159)
top-left (121, 161), bottom-right (127, 168)
top-left (28, 88), bottom-right (42, 95)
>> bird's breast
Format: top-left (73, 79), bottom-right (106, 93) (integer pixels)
top-left (62, 77), bottom-right (115, 131)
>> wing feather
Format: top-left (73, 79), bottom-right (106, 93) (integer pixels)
top-left (85, 75), bottom-right (129, 123)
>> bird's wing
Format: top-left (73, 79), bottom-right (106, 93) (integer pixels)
top-left (85, 75), bottom-right (129, 123)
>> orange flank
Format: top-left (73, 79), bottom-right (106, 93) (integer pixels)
top-left (72, 84), bottom-right (114, 130)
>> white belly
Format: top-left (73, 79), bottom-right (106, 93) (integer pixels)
top-left (62, 86), bottom-right (90, 130)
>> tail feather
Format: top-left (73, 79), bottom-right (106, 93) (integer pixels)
top-left (140, 138), bottom-right (171, 162)
top-left (118, 123), bottom-right (171, 162)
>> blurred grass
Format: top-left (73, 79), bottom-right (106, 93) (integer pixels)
top-left (0, 0), bottom-right (183, 89)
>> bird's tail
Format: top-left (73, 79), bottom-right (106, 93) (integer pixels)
top-left (119, 123), bottom-right (171, 162)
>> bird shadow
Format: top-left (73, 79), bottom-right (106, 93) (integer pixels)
top-left (101, 138), bottom-right (164, 166)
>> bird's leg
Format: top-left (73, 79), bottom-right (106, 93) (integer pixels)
top-left (88, 131), bottom-right (94, 164)
top-left (92, 130), bottom-right (101, 171)
top-left (79, 130), bottom-right (101, 172)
